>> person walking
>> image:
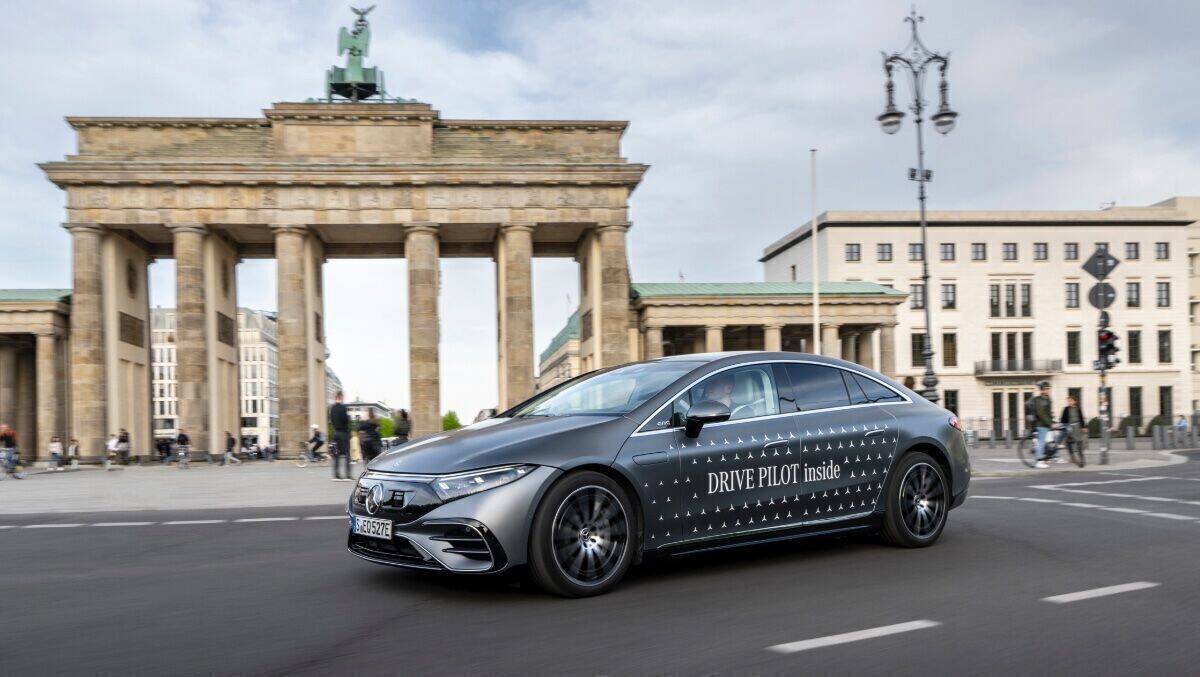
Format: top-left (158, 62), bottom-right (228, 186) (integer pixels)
top-left (1027, 381), bottom-right (1055, 469)
top-left (117, 428), bottom-right (131, 465)
top-left (67, 438), bottom-right (80, 469)
top-left (163, 429), bottom-right (190, 467)
top-left (358, 409), bottom-right (382, 465)
top-left (104, 432), bottom-right (119, 470)
top-left (394, 409), bottom-right (411, 443)
top-left (48, 436), bottom-right (65, 471)
top-left (1060, 394), bottom-right (1086, 466)
top-left (221, 431), bottom-right (241, 466)
top-left (329, 392), bottom-right (352, 481)
top-left (0, 424), bottom-right (17, 473)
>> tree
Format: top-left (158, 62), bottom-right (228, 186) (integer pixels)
top-left (442, 410), bottom-right (462, 431)
top-left (377, 417), bottom-right (395, 438)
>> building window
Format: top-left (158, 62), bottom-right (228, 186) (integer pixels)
top-left (942, 332), bottom-right (957, 367)
top-left (1020, 283), bottom-right (1032, 317)
top-left (1129, 387), bottom-right (1143, 427)
top-left (1126, 281), bottom-right (1141, 308)
top-left (1033, 243), bottom-right (1048, 260)
top-left (943, 389), bottom-right (959, 415)
top-left (1096, 242), bottom-right (1109, 253)
top-left (1159, 385), bottom-right (1173, 416)
top-left (939, 243), bottom-right (955, 261)
top-left (1064, 242), bottom-right (1079, 260)
top-left (910, 283), bottom-right (926, 309)
top-left (941, 283), bottom-right (957, 309)
top-left (911, 333), bottom-right (927, 368)
top-left (1158, 329), bottom-right (1172, 363)
top-left (971, 243), bottom-right (987, 261)
top-left (844, 243), bottom-right (861, 261)
top-left (1022, 332), bottom-right (1033, 362)
top-left (1004, 284), bottom-right (1016, 317)
top-left (1155, 242), bottom-right (1170, 260)
top-left (876, 243), bottom-right (893, 261)
top-left (1156, 281), bottom-right (1171, 307)
top-left (1002, 243), bottom-right (1017, 261)
top-left (907, 243), bottom-right (923, 261)
top-left (1065, 282), bottom-right (1080, 309)
top-left (1125, 242), bottom-right (1140, 260)
top-left (989, 284), bottom-right (1001, 317)
top-left (1128, 330), bottom-right (1142, 364)
top-left (1066, 331), bottom-right (1080, 365)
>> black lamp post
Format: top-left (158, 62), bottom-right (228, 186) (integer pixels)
top-left (878, 8), bottom-right (957, 404)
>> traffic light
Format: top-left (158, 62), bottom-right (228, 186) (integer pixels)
top-left (1098, 328), bottom-right (1120, 369)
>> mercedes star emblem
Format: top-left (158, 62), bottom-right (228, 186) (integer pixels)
top-left (365, 484), bottom-right (384, 515)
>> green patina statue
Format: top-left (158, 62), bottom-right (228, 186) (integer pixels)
top-left (326, 5), bottom-right (386, 101)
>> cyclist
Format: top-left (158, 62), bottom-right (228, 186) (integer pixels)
top-left (308, 424), bottom-right (326, 461)
top-left (1026, 381), bottom-right (1055, 469)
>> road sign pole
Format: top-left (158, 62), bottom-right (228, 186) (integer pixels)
top-left (1084, 247), bottom-right (1119, 465)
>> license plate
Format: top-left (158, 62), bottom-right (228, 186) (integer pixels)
top-left (352, 515), bottom-right (393, 540)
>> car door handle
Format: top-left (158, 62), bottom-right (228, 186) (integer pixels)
top-left (763, 440), bottom-right (789, 450)
top-left (864, 429), bottom-right (886, 437)
top-left (633, 451), bottom-right (669, 466)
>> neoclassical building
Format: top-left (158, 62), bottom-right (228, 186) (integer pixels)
top-left (27, 98), bottom-right (644, 460)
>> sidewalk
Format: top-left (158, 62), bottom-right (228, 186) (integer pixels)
top-left (0, 461), bottom-right (358, 515)
top-left (967, 441), bottom-right (1191, 477)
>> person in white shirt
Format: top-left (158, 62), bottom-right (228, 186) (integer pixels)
top-left (104, 433), bottom-right (119, 470)
top-left (48, 436), bottom-right (65, 471)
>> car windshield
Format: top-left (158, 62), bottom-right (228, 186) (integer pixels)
top-left (510, 361), bottom-right (700, 418)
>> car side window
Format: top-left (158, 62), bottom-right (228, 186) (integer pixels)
top-left (853, 373), bottom-right (905, 403)
top-left (843, 371), bottom-right (869, 405)
top-left (684, 366), bottom-right (781, 422)
top-left (785, 364), bottom-right (851, 411)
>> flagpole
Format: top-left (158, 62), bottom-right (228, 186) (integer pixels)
top-left (810, 148), bottom-right (820, 355)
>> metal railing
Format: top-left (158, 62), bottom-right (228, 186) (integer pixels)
top-left (973, 359), bottom-right (1062, 375)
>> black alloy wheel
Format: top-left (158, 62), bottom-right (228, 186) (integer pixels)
top-left (881, 451), bottom-right (948, 547)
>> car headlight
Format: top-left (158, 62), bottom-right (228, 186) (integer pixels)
top-left (430, 464), bottom-right (537, 502)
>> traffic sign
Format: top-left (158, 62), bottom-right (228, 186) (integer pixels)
top-left (1088, 282), bottom-right (1116, 310)
top-left (1083, 249), bottom-right (1119, 280)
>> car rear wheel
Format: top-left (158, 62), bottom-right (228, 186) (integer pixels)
top-left (880, 451), bottom-right (948, 547)
top-left (528, 471), bottom-right (635, 597)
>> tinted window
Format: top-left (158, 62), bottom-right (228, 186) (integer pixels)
top-left (842, 371), bottom-right (869, 405)
top-left (786, 364), bottom-right (851, 411)
top-left (683, 365), bottom-right (781, 422)
top-left (853, 373), bottom-right (905, 403)
top-left (514, 361), bottom-right (696, 419)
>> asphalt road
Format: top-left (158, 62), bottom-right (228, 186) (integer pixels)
top-left (3, 454), bottom-right (1199, 676)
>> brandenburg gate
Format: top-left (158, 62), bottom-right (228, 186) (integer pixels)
top-left (39, 99), bottom-right (646, 458)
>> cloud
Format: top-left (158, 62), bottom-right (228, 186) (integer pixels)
top-left (1, 0), bottom-right (1198, 418)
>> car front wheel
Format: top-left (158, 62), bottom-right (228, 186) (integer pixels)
top-left (880, 451), bottom-right (948, 547)
top-left (528, 471), bottom-right (635, 597)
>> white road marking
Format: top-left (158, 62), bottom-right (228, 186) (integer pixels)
top-left (162, 519), bottom-right (227, 525)
top-left (92, 521), bottom-right (155, 527)
top-left (767, 620), bottom-right (941, 654)
top-left (22, 523), bottom-right (85, 529)
top-left (1032, 477), bottom-right (1170, 489)
top-left (2, 515), bottom-right (347, 530)
top-left (233, 517), bottom-right (298, 523)
top-left (1033, 486), bottom-right (1200, 507)
top-left (1018, 497), bottom-right (1060, 503)
top-left (1143, 512), bottom-right (1195, 521)
top-left (970, 495), bottom-right (1017, 500)
top-left (1099, 507), bottom-right (1147, 514)
top-left (1042, 582), bottom-right (1159, 604)
top-left (303, 515), bottom-right (346, 521)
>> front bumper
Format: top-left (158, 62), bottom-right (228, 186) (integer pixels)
top-left (346, 465), bottom-right (560, 574)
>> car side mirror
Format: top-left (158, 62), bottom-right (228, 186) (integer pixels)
top-left (684, 400), bottom-right (731, 438)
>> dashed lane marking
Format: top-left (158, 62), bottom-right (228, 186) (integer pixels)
top-left (303, 515), bottom-right (347, 521)
top-left (1042, 582), bottom-right (1160, 604)
top-left (21, 523), bottom-right (85, 529)
top-left (1033, 476), bottom-right (1172, 488)
top-left (92, 521), bottom-right (155, 527)
top-left (233, 517), bottom-right (298, 523)
top-left (971, 496), bottom-right (1200, 524)
top-left (2, 516), bottom-right (346, 529)
top-left (767, 620), bottom-right (941, 654)
top-left (163, 519), bottom-right (227, 525)
top-left (1032, 486), bottom-right (1200, 508)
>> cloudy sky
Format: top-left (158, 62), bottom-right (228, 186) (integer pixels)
top-left (2, 0), bottom-right (1198, 418)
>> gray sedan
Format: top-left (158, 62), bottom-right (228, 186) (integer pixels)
top-left (347, 352), bottom-right (970, 597)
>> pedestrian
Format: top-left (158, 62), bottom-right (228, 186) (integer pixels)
top-left (394, 408), bottom-right (411, 443)
top-left (1027, 381), bottom-right (1055, 468)
top-left (902, 376), bottom-right (916, 391)
top-left (308, 424), bottom-right (325, 461)
top-left (117, 428), bottom-right (131, 465)
top-left (67, 438), bottom-right (80, 468)
top-left (358, 409), bottom-right (381, 464)
top-left (163, 429), bottom-right (190, 467)
top-left (1060, 395), bottom-right (1086, 466)
top-left (329, 391), bottom-right (352, 481)
top-left (0, 424), bottom-right (17, 471)
top-left (105, 432), bottom-right (119, 470)
top-left (1175, 415), bottom-right (1188, 432)
top-left (222, 431), bottom-right (241, 466)
top-left (48, 435), bottom-right (65, 471)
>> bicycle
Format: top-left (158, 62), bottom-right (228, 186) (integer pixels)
top-left (1016, 423), bottom-right (1087, 468)
top-left (295, 443), bottom-right (331, 468)
top-left (0, 448), bottom-right (26, 479)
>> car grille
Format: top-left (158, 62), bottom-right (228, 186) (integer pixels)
top-left (348, 534), bottom-right (440, 569)
top-left (429, 524), bottom-right (492, 563)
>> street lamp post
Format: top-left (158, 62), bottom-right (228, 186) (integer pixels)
top-left (878, 8), bottom-right (958, 404)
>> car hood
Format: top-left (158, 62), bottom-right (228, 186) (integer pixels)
top-left (367, 415), bottom-right (631, 475)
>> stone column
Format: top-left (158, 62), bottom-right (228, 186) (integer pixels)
top-left (274, 226), bottom-right (309, 457)
top-left (495, 223), bottom-right (534, 408)
top-left (879, 324), bottom-right (897, 377)
top-left (407, 224), bottom-right (441, 437)
top-left (596, 224), bottom-right (631, 368)
top-left (644, 326), bottom-right (665, 360)
top-left (821, 323), bottom-right (842, 358)
top-left (0, 343), bottom-right (16, 429)
top-left (171, 224), bottom-right (209, 455)
top-left (856, 328), bottom-right (876, 369)
top-left (66, 223), bottom-right (106, 458)
top-left (705, 325), bottom-right (724, 352)
top-left (35, 331), bottom-right (61, 461)
top-left (763, 324), bottom-right (783, 352)
top-left (16, 349), bottom-right (34, 457)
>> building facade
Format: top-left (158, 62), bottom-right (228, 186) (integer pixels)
top-left (761, 200), bottom-right (1198, 431)
top-left (344, 400), bottom-right (391, 422)
top-left (152, 308), bottom-right (340, 447)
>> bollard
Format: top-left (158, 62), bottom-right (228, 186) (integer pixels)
top-left (1151, 425), bottom-right (1162, 450)
top-left (1191, 425), bottom-right (1199, 449)
top-left (1125, 426), bottom-right (1134, 450)
top-left (1005, 428), bottom-right (1013, 446)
